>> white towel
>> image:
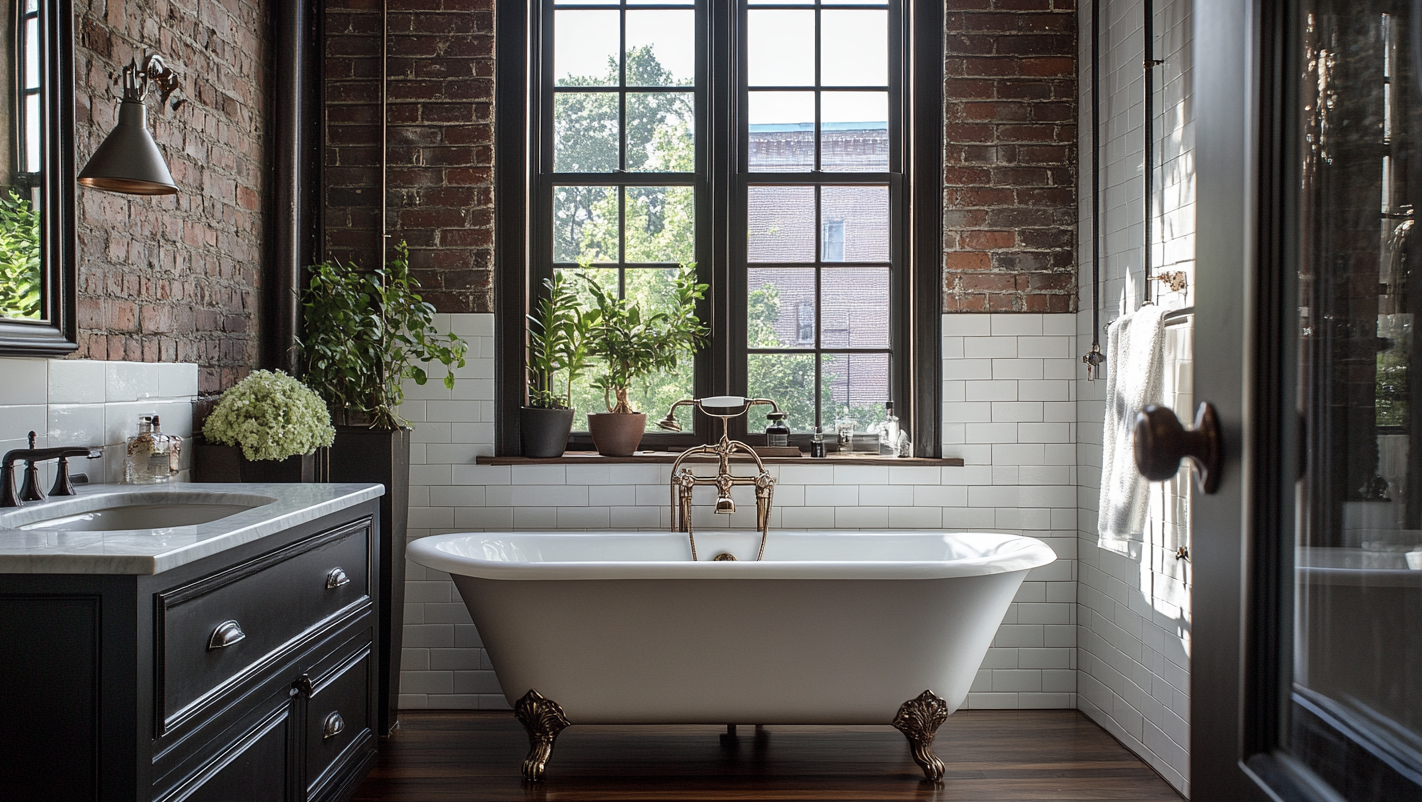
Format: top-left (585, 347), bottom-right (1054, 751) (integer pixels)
top-left (1098, 304), bottom-right (1169, 543)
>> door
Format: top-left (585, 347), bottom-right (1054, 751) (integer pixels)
top-left (1192, 0), bottom-right (1422, 798)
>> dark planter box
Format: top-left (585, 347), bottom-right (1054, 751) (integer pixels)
top-left (328, 425), bottom-right (410, 738)
top-left (192, 438), bottom-right (315, 483)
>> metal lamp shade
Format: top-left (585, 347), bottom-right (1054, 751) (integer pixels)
top-left (77, 99), bottom-right (177, 195)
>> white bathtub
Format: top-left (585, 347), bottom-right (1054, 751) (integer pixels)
top-left (408, 529), bottom-right (1055, 781)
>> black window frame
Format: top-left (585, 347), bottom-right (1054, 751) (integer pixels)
top-left (495, 0), bottom-right (941, 456)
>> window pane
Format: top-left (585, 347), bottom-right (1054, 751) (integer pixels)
top-left (626, 10), bottom-right (695, 87)
top-left (625, 186), bottom-right (695, 264)
top-left (626, 92), bottom-right (694, 172)
top-left (821, 185), bottom-right (889, 261)
top-left (821, 11), bottom-right (887, 87)
top-left (821, 268), bottom-right (889, 348)
top-left (748, 186), bottom-right (814, 263)
top-left (555, 10), bottom-right (619, 87)
top-left (553, 186), bottom-right (617, 264)
top-left (824, 352), bottom-right (889, 426)
top-left (25, 94), bottom-right (40, 173)
top-left (748, 91), bottom-right (814, 172)
top-left (748, 354), bottom-right (820, 431)
top-left (554, 92), bottom-right (619, 173)
top-left (24, 17), bottom-right (39, 90)
top-left (822, 92), bottom-right (889, 171)
top-left (747, 10), bottom-right (814, 87)
top-left (748, 268), bottom-right (816, 348)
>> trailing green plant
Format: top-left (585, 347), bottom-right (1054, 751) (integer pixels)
top-left (0, 189), bottom-right (40, 319)
top-left (300, 242), bottom-right (468, 429)
top-left (527, 271), bottom-right (593, 409)
top-left (202, 370), bottom-right (336, 462)
top-left (579, 263), bottom-right (707, 414)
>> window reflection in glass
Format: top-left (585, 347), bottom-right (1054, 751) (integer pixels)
top-left (1, 0), bottom-right (42, 321)
top-left (1292, 0), bottom-right (1422, 775)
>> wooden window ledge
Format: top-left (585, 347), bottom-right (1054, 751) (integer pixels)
top-left (477, 452), bottom-right (965, 467)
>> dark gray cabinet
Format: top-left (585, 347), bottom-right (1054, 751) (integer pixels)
top-left (0, 499), bottom-right (381, 802)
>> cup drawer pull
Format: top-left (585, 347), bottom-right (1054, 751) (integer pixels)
top-left (207, 620), bottom-right (246, 651)
top-left (325, 568), bottom-right (350, 589)
top-left (323, 711), bottom-right (345, 739)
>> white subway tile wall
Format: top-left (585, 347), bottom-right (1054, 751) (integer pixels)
top-left (396, 313), bottom-right (1079, 712)
top-left (1076, 0), bottom-right (1194, 793)
top-left (0, 358), bottom-right (199, 486)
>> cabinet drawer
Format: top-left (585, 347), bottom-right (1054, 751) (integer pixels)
top-left (157, 701), bottom-right (293, 802)
top-left (304, 644), bottom-right (374, 800)
top-left (157, 518), bottom-right (372, 733)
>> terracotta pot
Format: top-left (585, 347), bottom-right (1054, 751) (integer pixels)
top-left (521, 407), bottom-right (575, 458)
top-left (587, 412), bottom-right (647, 457)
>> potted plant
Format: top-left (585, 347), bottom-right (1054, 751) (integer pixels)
top-left (200, 369), bottom-right (335, 482)
top-left (299, 242), bottom-right (466, 737)
top-left (579, 264), bottom-right (707, 456)
top-left (523, 272), bottom-right (593, 458)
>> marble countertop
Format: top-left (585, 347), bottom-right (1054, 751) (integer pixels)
top-left (0, 482), bottom-right (385, 575)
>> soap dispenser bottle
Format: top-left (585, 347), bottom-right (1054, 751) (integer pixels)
top-left (765, 412), bottom-right (790, 448)
top-left (125, 414), bottom-right (180, 484)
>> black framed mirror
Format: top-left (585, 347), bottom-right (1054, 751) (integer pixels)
top-left (0, 0), bottom-right (75, 356)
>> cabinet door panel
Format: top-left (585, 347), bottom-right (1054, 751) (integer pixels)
top-left (162, 702), bottom-right (293, 802)
top-left (305, 644), bottom-right (375, 800)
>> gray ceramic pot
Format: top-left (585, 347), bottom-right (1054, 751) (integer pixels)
top-left (521, 407), bottom-right (575, 458)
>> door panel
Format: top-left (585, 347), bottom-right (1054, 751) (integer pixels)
top-left (1193, 0), bottom-right (1422, 797)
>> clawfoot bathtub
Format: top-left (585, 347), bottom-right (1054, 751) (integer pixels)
top-left (407, 529), bottom-right (1056, 782)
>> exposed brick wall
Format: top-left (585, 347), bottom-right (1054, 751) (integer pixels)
top-left (941, 0), bottom-right (1078, 313)
top-left (324, 0), bottom-right (495, 314)
top-left (75, 0), bottom-right (270, 392)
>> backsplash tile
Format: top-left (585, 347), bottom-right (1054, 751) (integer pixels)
top-left (0, 358), bottom-right (200, 486)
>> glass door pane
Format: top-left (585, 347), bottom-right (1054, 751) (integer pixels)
top-left (1291, 0), bottom-right (1422, 791)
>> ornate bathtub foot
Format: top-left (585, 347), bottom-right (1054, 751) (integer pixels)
top-left (892, 690), bottom-right (950, 782)
top-left (514, 689), bottom-right (570, 782)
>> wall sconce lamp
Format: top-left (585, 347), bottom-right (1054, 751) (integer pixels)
top-left (77, 55), bottom-right (180, 195)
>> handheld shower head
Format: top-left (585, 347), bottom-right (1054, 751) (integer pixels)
top-left (656, 411), bottom-right (682, 431)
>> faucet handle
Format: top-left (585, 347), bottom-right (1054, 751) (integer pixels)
top-left (26, 431), bottom-right (36, 449)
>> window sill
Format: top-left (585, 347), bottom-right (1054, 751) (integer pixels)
top-left (477, 452), bottom-right (965, 467)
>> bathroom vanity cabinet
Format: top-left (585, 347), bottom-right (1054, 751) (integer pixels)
top-left (0, 496), bottom-right (381, 802)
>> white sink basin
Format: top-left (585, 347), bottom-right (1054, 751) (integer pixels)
top-left (0, 491), bottom-right (276, 533)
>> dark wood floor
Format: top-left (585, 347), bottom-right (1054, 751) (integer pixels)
top-left (352, 710), bottom-right (1184, 801)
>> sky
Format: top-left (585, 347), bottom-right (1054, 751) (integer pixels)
top-left (554, 6), bottom-right (889, 124)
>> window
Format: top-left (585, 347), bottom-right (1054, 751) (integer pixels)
top-left (16, 0), bottom-right (38, 187)
top-left (495, 0), bottom-right (941, 453)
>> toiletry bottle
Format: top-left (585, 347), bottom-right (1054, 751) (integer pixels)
top-left (125, 414), bottom-right (180, 484)
top-left (882, 401), bottom-right (900, 457)
top-left (765, 412), bottom-right (790, 448)
top-left (810, 426), bottom-right (826, 458)
top-left (835, 409), bottom-right (855, 454)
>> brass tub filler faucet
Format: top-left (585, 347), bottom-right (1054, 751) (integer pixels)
top-left (657, 396), bottom-right (779, 561)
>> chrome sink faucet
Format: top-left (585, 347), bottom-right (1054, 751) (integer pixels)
top-left (659, 397), bottom-right (779, 561)
top-left (1, 431), bottom-right (102, 508)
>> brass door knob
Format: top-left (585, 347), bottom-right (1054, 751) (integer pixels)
top-left (1133, 402), bottom-right (1223, 494)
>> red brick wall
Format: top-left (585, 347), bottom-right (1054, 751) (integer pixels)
top-left (941, 0), bottom-right (1078, 313)
top-left (75, 0), bottom-right (270, 392)
top-left (324, 0), bottom-right (495, 314)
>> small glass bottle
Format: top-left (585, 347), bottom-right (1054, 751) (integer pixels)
top-left (882, 401), bottom-right (901, 457)
top-left (810, 426), bottom-right (826, 458)
top-left (765, 412), bottom-right (790, 448)
top-left (835, 409), bottom-right (855, 454)
top-left (125, 414), bottom-right (180, 484)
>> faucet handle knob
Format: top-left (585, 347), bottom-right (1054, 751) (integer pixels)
top-left (26, 431), bottom-right (36, 449)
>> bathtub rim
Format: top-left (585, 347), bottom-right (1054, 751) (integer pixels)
top-left (407, 529), bottom-right (1057, 581)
